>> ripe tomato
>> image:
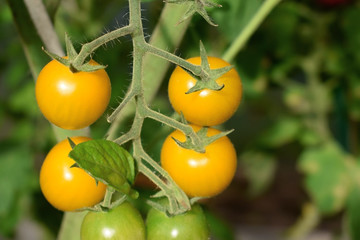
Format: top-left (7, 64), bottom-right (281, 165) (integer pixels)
top-left (40, 136), bottom-right (106, 211)
top-left (146, 204), bottom-right (209, 240)
top-left (161, 125), bottom-right (237, 197)
top-left (81, 201), bottom-right (146, 240)
top-left (168, 56), bottom-right (242, 126)
top-left (35, 59), bottom-right (111, 130)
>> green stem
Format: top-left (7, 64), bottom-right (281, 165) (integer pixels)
top-left (117, 0), bottom-right (191, 214)
top-left (135, 140), bottom-right (191, 213)
top-left (73, 25), bottom-right (133, 67)
top-left (113, 107), bottom-right (143, 145)
top-left (144, 43), bottom-right (202, 75)
top-left (222, 0), bottom-right (282, 62)
top-left (101, 187), bottom-right (115, 208)
top-left (286, 203), bottom-right (320, 240)
top-left (107, 86), bottom-right (137, 123)
top-left (143, 105), bottom-right (204, 151)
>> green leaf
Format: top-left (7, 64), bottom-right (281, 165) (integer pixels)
top-left (8, 82), bottom-right (39, 117)
top-left (0, 144), bottom-right (36, 235)
top-left (203, 207), bottom-right (235, 240)
top-left (239, 151), bottom-right (277, 197)
top-left (283, 84), bottom-right (311, 114)
top-left (258, 117), bottom-right (301, 148)
top-left (347, 186), bottom-right (360, 240)
top-left (342, 7), bottom-right (360, 68)
top-left (68, 139), bottom-right (138, 198)
top-left (298, 143), bottom-right (351, 215)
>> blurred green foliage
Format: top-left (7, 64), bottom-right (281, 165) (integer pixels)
top-left (1, 0), bottom-right (360, 239)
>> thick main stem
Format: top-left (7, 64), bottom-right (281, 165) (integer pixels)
top-left (126, 0), bottom-right (191, 214)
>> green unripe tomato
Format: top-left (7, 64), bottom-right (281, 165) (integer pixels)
top-left (146, 204), bottom-right (209, 240)
top-left (80, 202), bottom-right (145, 240)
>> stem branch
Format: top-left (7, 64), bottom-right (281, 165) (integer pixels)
top-left (73, 25), bottom-right (133, 67)
top-left (145, 43), bottom-right (202, 75)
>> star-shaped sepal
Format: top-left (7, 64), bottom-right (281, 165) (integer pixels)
top-left (181, 41), bottom-right (234, 94)
top-left (164, 0), bottom-right (221, 26)
top-left (172, 126), bottom-right (234, 153)
top-left (42, 33), bottom-right (107, 73)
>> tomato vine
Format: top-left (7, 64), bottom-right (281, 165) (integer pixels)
top-left (19, 0), bottom-right (283, 238)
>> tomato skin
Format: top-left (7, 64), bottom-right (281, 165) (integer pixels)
top-left (40, 136), bottom-right (106, 211)
top-left (35, 59), bottom-right (111, 130)
top-left (146, 204), bottom-right (209, 240)
top-left (81, 202), bottom-right (146, 240)
top-left (161, 125), bottom-right (237, 197)
top-left (168, 57), bottom-right (242, 126)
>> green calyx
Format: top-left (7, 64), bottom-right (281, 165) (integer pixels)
top-left (43, 33), bottom-right (106, 73)
top-left (165, 0), bottom-right (221, 26)
top-left (172, 127), bottom-right (234, 153)
top-left (185, 41), bottom-right (234, 94)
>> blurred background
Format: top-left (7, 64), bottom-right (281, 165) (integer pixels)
top-left (1, 0), bottom-right (360, 239)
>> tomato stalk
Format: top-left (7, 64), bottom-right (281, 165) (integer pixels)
top-left (102, 187), bottom-right (116, 209)
top-left (72, 25), bottom-right (134, 69)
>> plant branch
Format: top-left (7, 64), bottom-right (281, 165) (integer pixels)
top-left (101, 187), bottom-right (115, 208)
top-left (73, 25), bottom-right (133, 67)
top-left (143, 105), bottom-right (205, 152)
top-left (135, 140), bottom-right (191, 214)
top-left (107, 87), bottom-right (138, 123)
top-left (144, 43), bottom-right (202, 75)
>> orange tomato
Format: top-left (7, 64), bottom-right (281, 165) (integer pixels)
top-left (168, 57), bottom-right (242, 126)
top-left (161, 125), bottom-right (237, 197)
top-left (36, 59), bottom-right (111, 130)
top-left (40, 136), bottom-right (106, 211)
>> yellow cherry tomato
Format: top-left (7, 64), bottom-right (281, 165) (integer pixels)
top-left (40, 136), bottom-right (106, 211)
top-left (35, 59), bottom-right (111, 130)
top-left (161, 125), bottom-right (237, 197)
top-left (168, 56), bottom-right (242, 126)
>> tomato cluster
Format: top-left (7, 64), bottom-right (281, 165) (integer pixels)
top-left (36, 55), bottom-right (239, 238)
top-left (162, 56), bottom-right (240, 197)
